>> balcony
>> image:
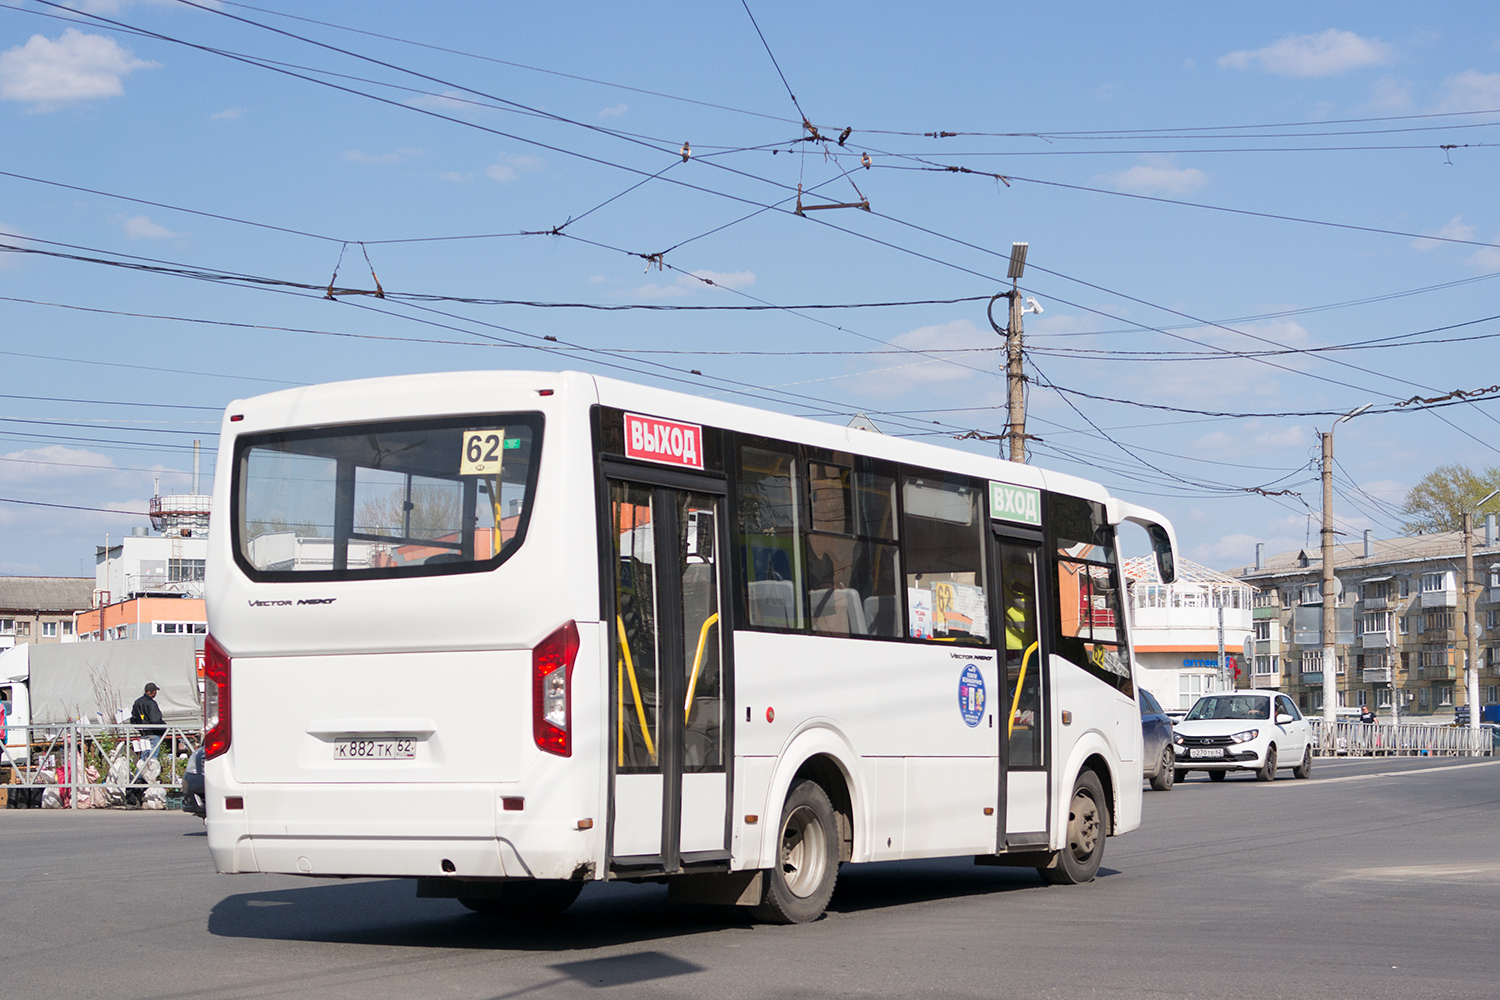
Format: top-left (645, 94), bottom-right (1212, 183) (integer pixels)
top-left (1362, 596), bottom-right (1395, 611)
top-left (1362, 665), bottom-right (1393, 683)
top-left (1253, 605), bottom-right (1282, 620)
top-left (1301, 671), bottom-right (1323, 684)
top-left (1421, 588), bottom-right (1457, 609)
top-left (1360, 631), bottom-right (1391, 649)
top-left (1250, 675), bottom-right (1281, 690)
top-left (1419, 664), bottom-right (1457, 680)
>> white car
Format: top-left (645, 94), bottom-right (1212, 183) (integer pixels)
top-left (1173, 691), bottom-right (1313, 782)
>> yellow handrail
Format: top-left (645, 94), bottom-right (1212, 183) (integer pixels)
top-left (1008, 640), bottom-right (1040, 738)
top-left (683, 613), bottom-right (720, 720)
top-left (616, 616), bottom-right (656, 762)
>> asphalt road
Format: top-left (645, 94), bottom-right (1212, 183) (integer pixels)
top-left (4, 756), bottom-right (1498, 1000)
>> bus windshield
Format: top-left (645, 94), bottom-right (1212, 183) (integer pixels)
top-left (233, 413), bottom-right (542, 579)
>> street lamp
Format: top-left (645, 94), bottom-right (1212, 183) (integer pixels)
top-left (1463, 485), bottom-right (1500, 734)
top-left (1322, 403), bottom-right (1371, 726)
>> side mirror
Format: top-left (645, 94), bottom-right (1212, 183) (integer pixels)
top-left (1147, 523), bottom-right (1176, 585)
top-left (1276, 713), bottom-right (1294, 725)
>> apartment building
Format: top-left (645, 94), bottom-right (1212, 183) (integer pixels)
top-left (1123, 555), bottom-right (1255, 710)
top-left (1232, 518), bottom-right (1500, 720)
top-left (0, 577), bottom-right (93, 648)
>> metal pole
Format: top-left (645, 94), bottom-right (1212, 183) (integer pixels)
top-left (1321, 430), bottom-right (1338, 723)
top-left (1217, 604), bottom-right (1227, 691)
top-left (1465, 510), bottom-right (1479, 732)
top-left (1007, 286), bottom-right (1026, 463)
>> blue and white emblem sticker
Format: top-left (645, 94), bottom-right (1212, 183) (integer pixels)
top-left (958, 663), bottom-right (986, 728)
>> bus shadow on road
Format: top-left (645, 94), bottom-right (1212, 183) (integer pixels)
top-left (207, 856), bottom-right (1098, 949)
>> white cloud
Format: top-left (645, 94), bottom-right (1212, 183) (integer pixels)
top-left (598, 102), bottom-right (628, 118)
top-left (1189, 533), bottom-right (1262, 569)
top-left (119, 214), bottom-right (185, 240)
top-left (406, 89), bottom-right (485, 113)
top-left (1431, 70), bottom-right (1500, 114)
top-left (436, 170), bottom-right (473, 183)
top-left (209, 107), bottom-right (245, 121)
top-left (0, 222), bottom-right (31, 271)
top-left (344, 147), bottom-right (422, 164)
top-left (1468, 239), bottom-right (1500, 272)
top-left (0, 29), bottom-right (159, 111)
top-left (1368, 78), bottom-right (1412, 111)
top-left (1219, 29), bottom-right (1394, 78)
top-left (485, 151), bottom-right (546, 182)
top-left (1251, 426), bottom-right (1308, 450)
top-left (632, 269), bottom-right (758, 299)
top-left (687, 269), bottom-right (755, 290)
top-left (1099, 154), bottom-right (1207, 195)
top-left (1412, 215), bottom-right (1475, 252)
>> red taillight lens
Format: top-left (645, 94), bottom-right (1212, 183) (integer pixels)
top-left (533, 621), bottom-right (580, 757)
top-left (203, 634), bottom-right (232, 760)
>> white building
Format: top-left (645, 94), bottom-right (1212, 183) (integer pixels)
top-left (94, 494), bottom-right (211, 603)
top-left (1124, 555), bottom-right (1255, 710)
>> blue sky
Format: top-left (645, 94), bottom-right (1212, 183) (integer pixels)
top-left (2, 1), bottom-right (1499, 577)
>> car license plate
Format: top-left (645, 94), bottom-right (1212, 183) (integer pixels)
top-left (1189, 747), bottom-right (1224, 759)
top-left (334, 738), bottom-right (416, 760)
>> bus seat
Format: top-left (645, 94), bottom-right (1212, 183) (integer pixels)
top-left (863, 595), bottom-right (898, 637)
top-left (810, 588), bottom-right (868, 636)
top-left (748, 579), bottom-right (797, 628)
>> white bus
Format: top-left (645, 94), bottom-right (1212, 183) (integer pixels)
top-left (204, 370), bottom-right (1178, 923)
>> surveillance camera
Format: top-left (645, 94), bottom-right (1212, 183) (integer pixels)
top-left (1024, 297), bottom-right (1043, 315)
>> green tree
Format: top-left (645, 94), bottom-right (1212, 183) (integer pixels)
top-left (1400, 463), bottom-right (1500, 534)
top-left (357, 482), bottom-right (462, 540)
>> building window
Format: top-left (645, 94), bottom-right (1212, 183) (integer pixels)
top-left (1376, 688), bottom-right (1392, 707)
top-left (168, 558), bottom-right (206, 582)
top-left (1300, 584), bottom-right (1322, 605)
top-left (1356, 689), bottom-right (1368, 706)
top-left (41, 622), bottom-right (57, 637)
top-left (1489, 610), bottom-right (1498, 630)
top-left (1437, 685), bottom-right (1454, 707)
top-left (151, 621), bottom-right (207, 636)
top-left (62, 620), bottom-right (73, 635)
top-left (1422, 572), bottom-right (1448, 593)
top-left (1337, 690), bottom-right (1347, 708)
top-left (1398, 577), bottom-right (1410, 597)
top-left (1398, 616), bottom-right (1409, 635)
top-left (1252, 590), bottom-right (1277, 608)
top-left (1486, 685), bottom-right (1497, 704)
top-left (0, 619), bottom-right (13, 635)
top-left (1254, 655), bottom-right (1279, 675)
top-left (1254, 621), bottom-right (1272, 641)
top-left (1419, 687), bottom-right (1429, 707)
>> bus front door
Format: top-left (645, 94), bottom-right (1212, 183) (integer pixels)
top-left (995, 536), bottom-right (1049, 849)
top-left (608, 480), bottom-right (730, 873)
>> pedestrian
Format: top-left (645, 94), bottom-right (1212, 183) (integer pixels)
top-left (128, 683), bottom-right (166, 802)
top-left (1359, 704), bottom-right (1376, 725)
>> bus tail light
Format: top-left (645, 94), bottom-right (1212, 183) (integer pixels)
top-left (533, 621), bottom-right (579, 757)
top-left (204, 634), bottom-right (232, 760)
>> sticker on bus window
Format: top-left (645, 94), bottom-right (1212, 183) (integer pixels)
top-left (623, 413), bottom-right (704, 470)
top-left (958, 662), bottom-right (986, 728)
top-left (460, 429), bottom-right (507, 476)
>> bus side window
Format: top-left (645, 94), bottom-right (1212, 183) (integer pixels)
top-left (805, 464), bottom-right (902, 638)
top-left (901, 474), bottom-right (989, 644)
top-left (737, 443), bottom-right (805, 630)
top-left (1048, 494), bottom-right (1132, 696)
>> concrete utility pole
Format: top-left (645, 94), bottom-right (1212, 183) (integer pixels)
top-left (1462, 487), bottom-right (1499, 732)
top-left (1321, 404), bottom-right (1371, 724)
top-left (1005, 241), bottom-right (1029, 464)
top-left (1217, 604), bottom-right (1227, 692)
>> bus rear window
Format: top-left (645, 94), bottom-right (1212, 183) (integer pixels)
top-left (233, 413), bottom-right (543, 580)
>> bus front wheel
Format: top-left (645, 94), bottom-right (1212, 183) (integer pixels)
top-left (1038, 770), bottom-right (1108, 885)
top-left (752, 779), bottom-right (840, 924)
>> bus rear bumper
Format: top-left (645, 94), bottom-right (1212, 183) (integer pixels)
top-left (206, 782), bottom-right (600, 881)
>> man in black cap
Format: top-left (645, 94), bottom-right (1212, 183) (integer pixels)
top-left (128, 683), bottom-right (167, 799)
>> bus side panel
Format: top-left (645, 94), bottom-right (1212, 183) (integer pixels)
top-left (733, 630), bottom-right (1000, 865)
top-left (1049, 655), bottom-right (1142, 843)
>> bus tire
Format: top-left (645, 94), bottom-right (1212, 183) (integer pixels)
top-left (1038, 769), bottom-right (1108, 885)
top-left (752, 779), bottom-right (840, 924)
top-left (1149, 745), bottom-right (1175, 791)
top-left (459, 880), bottom-right (582, 917)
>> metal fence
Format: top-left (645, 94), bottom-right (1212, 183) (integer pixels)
top-left (1308, 719), bottom-right (1494, 757)
top-left (2, 722), bottom-right (202, 809)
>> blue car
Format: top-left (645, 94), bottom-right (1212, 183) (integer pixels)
top-left (1139, 688), bottom-right (1175, 791)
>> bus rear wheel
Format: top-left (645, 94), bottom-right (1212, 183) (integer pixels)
top-left (459, 880), bottom-right (582, 917)
top-left (1039, 770), bottom-right (1108, 885)
top-left (752, 779), bottom-right (840, 924)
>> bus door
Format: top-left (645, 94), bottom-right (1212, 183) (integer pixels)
top-left (992, 532), bottom-right (1049, 849)
top-left (607, 476), bottom-right (730, 873)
